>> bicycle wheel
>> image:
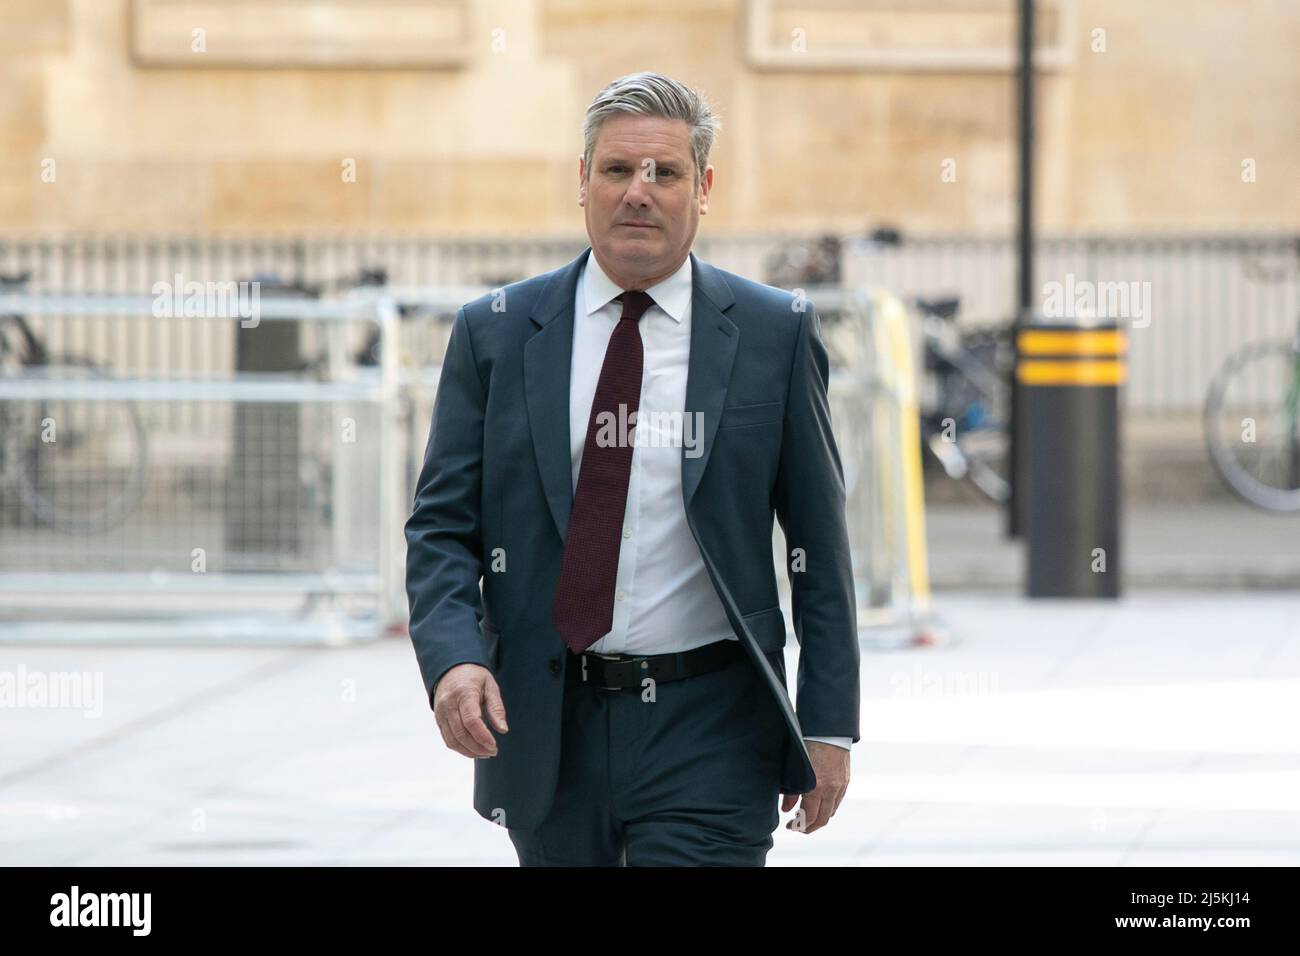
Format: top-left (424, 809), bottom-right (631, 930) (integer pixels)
top-left (13, 355), bottom-right (151, 534)
top-left (1204, 339), bottom-right (1300, 511)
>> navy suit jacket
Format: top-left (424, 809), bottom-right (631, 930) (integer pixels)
top-left (404, 246), bottom-right (860, 831)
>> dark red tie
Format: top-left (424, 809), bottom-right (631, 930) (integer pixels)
top-left (552, 289), bottom-right (656, 654)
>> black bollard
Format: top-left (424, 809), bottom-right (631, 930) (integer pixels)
top-left (1017, 323), bottom-right (1125, 597)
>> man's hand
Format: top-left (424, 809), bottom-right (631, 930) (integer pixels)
top-left (433, 663), bottom-right (509, 758)
top-left (781, 740), bottom-right (850, 833)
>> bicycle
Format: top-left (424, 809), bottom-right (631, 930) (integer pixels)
top-left (914, 295), bottom-right (1014, 504)
top-left (1203, 239), bottom-right (1300, 511)
top-left (762, 230), bottom-right (1013, 504)
top-left (0, 271), bottom-right (151, 534)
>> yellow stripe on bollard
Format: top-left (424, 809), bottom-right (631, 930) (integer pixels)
top-left (1016, 359), bottom-right (1126, 386)
top-left (1017, 329), bottom-right (1127, 356)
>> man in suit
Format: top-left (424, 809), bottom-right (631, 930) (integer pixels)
top-left (405, 71), bottom-right (859, 866)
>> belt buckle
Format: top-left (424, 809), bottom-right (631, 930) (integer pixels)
top-left (581, 651), bottom-right (625, 689)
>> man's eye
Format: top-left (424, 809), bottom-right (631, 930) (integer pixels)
top-left (657, 169), bottom-right (676, 178)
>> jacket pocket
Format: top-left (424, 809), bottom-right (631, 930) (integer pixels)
top-left (740, 605), bottom-right (788, 652)
top-left (718, 401), bottom-right (783, 429)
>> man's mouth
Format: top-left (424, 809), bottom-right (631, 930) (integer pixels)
top-left (619, 222), bottom-right (656, 228)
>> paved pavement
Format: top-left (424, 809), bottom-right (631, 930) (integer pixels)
top-left (926, 500), bottom-right (1300, 591)
top-left (3, 589), bottom-right (1297, 866)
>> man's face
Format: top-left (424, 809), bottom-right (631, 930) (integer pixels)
top-left (579, 113), bottom-right (713, 286)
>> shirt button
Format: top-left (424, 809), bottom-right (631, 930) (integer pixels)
top-left (548, 657), bottom-right (561, 674)
top-left (616, 590), bottom-right (626, 602)
top-left (623, 527), bottom-right (632, 539)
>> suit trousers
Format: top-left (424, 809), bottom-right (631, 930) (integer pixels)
top-left (507, 647), bottom-right (787, 866)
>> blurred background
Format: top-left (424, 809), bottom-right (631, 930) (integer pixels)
top-left (1, 0), bottom-right (1297, 866)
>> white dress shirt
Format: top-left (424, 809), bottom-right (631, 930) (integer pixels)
top-left (568, 251), bottom-right (851, 752)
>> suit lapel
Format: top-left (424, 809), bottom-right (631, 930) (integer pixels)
top-left (681, 251), bottom-right (738, 509)
top-left (524, 247), bottom-right (738, 544)
top-left (524, 248), bottom-right (588, 545)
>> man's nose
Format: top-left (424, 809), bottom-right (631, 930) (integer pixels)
top-left (622, 171), bottom-right (652, 206)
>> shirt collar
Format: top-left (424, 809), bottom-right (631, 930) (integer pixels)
top-left (582, 249), bottom-right (692, 324)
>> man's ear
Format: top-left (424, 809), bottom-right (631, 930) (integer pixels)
top-left (578, 155), bottom-right (587, 206)
top-left (698, 164), bottom-right (713, 215)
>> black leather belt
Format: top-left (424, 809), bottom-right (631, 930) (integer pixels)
top-left (566, 638), bottom-right (746, 690)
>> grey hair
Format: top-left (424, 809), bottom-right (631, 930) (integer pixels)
top-left (582, 72), bottom-right (720, 184)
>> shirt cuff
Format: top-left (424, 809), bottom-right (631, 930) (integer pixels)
top-left (803, 735), bottom-right (852, 751)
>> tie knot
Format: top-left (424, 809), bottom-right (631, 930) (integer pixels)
top-left (615, 289), bottom-right (655, 322)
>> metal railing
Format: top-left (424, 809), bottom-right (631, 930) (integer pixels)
top-left (1, 231), bottom-right (1294, 414)
top-left (0, 293), bottom-right (407, 644)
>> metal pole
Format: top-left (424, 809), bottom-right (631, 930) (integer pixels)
top-left (376, 296), bottom-right (406, 629)
top-left (1008, 0), bottom-right (1035, 539)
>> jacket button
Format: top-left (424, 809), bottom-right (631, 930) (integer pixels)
top-left (548, 657), bottom-right (562, 674)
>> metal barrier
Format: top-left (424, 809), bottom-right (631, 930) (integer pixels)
top-left (0, 279), bottom-right (935, 647)
top-left (0, 292), bottom-right (406, 644)
top-left (805, 285), bottom-right (939, 647)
